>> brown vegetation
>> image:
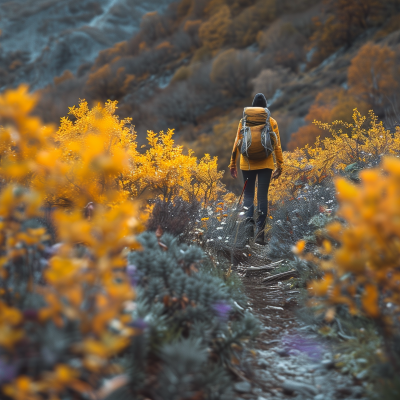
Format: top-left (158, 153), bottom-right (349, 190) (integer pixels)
top-left (20, 0), bottom-right (400, 192)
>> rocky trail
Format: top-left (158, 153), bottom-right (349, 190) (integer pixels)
top-left (231, 256), bottom-right (368, 400)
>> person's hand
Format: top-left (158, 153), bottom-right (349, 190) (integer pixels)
top-left (230, 168), bottom-right (238, 179)
top-left (84, 202), bottom-right (95, 220)
top-left (272, 167), bottom-right (282, 180)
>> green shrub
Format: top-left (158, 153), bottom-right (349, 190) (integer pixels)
top-left (121, 232), bottom-right (259, 399)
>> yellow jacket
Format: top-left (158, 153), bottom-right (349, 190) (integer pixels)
top-left (229, 108), bottom-right (284, 171)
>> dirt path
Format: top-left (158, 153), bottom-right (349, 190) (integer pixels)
top-left (232, 260), bottom-right (367, 400)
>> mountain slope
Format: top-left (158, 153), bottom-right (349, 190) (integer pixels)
top-left (5, 0), bottom-right (400, 192)
top-left (0, 0), bottom-right (175, 89)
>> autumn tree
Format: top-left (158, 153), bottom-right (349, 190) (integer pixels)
top-left (251, 67), bottom-right (293, 101)
top-left (181, 153), bottom-right (225, 205)
top-left (140, 11), bottom-right (170, 45)
top-left (199, 5), bottom-right (232, 50)
top-left (287, 88), bottom-right (368, 150)
top-left (91, 41), bottom-right (129, 70)
top-left (0, 85), bottom-right (146, 400)
top-left (309, 0), bottom-right (385, 67)
top-left (348, 42), bottom-right (398, 113)
top-left (210, 49), bottom-right (258, 98)
top-left (183, 19), bottom-right (202, 47)
top-left (303, 157), bottom-right (400, 362)
top-left (257, 21), bottom-right (306, 72)
top-left (85, 64), bottom-right (135, 101)
top-left (155, 81), bottom-right (208, 127)
top-left (332, 0), bottom-right (383, 42)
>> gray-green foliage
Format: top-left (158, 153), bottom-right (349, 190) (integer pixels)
top-left (267, 181), bottom-right (337, 260)
top-left (123, 232), bottom-right (259, 400)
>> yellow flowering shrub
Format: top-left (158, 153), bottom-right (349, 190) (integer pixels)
top-left (270, 110), bottom-right (400, 204)
top-left (0, 85), bottom-right (227, 398)
top-left (132, 129), bottom-right (225, 205)
top-left (182, 153), bottom-right (225, 205)
top-left (54, 99), bottom-right (137, 206)
top-left (0, 88), bottom-right (224, 209)
top-left (303, 157), bottom-right (400, 329)
top-left (0, 86), bottom-right (142, 399)
top-left (279, 111), bottom-right (400, 337)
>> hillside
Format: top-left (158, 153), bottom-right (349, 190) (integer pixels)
top-left (0, 0), bottom-right (175, 90)
top-left (13, 0), bottom-right (400, 191)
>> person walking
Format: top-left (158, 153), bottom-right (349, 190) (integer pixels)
top-left (229, 93), bottom-right (283, 245)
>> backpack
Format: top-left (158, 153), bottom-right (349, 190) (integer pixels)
top-left (237, 107), bottom-right (276, 161)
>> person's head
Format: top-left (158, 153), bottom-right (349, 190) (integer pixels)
top-left (252, 93), bottom-right (267, 108)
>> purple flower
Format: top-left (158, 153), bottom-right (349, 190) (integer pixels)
top-left (0, 360), bottom-right (17, 384)
top-left (126, 264), bottom-right (139, 286)
top-left (213, 301), bottom-right (232, 322)
top-left (281, 334), bottom-right (323, 361)
top-left (129, 318), bottom-right (148, 331)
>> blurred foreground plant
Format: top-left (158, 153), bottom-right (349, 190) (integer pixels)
top-left (124, 231), bottom-right (258, 399)
top-left (0, 86), bottom-right (143, 399)
top-left (0, 85), bottom-right (253, 400)
top-left (297, 157), bottom-right (400, 370)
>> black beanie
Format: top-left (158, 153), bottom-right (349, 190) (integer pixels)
top-left (252, 93), bottom-right (267, 108)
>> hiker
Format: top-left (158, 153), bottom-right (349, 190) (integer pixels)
top-left (229, 93), bottom-right (283, 245)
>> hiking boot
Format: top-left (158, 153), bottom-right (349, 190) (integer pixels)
top-left (244, 218), bottom-right (255, 241)
top-left (255, 228), bottom-right (266, 245)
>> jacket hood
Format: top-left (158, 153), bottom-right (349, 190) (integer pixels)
top-left (252, 93), bottom-right (267, 108)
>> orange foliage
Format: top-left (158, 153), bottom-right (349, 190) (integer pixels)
top-left (53, 70), bottom-right (74, 86)
top-left (309, 0), bottom-right (385, 67)
top-left (348, 42), bottom-right (398, 110)
top-left (288, 88), bottom-right (368, 150)
top-left (55, 99), bottom-right (137, 206)
top-left (184, 19), bottom-right (202, 35)
top-left (288, 103), bottom-right (333, 151)
top-left (0, 86), bottom-right (142, 398)
top-left (304, 157), bottom-right (400, 335)
top-left (85, 64), bottom-right (135, 101)
top-left (131, 129), bottom-right (225, 204)
top-left (272, 109), bottom-right (400, 204)
top-left (199, 5), bottom-right (232, 50)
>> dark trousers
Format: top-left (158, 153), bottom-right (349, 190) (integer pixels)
top-left (242, 168), bottom-right (272, 230)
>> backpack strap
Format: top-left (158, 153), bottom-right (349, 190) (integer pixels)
top-left (264, 107), bottom-right (271, 130)
top-left (242, 108), bottom-right (247, 127)
top-left (264, 107), bottom-right (277, 149)
top-left (241, 108), bottom-right (251, 159)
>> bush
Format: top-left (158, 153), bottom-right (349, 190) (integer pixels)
top-left (0, 82), bottom-right (257, 400)
top-left (124, 232), bottom-right (259, 399)
top-left (146, 197), bottom-right (200, 238)
top-left (271, 109), bottom-right (400, 204)
top-left (210, 49), bottom-right (259, 98)
top-left (199, 5), bottom-right (232, 50)
top-left (348, 42), bottom-right (398, 115)
top-left (304, 157), bottom-right (400, 337)
top-left (258, 21), bottom-right (307, 72)
top-left (0, 86), bottom-right (143, 400)
top-left (251, 67), bottom-right (293, 101)
top-left (309, 0), bottom-right (389, 68)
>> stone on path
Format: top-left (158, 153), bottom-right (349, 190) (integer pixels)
top-left (234, 381), bottom-right (252, 393)
top-left (281, 379), bottom-right (318, 396)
